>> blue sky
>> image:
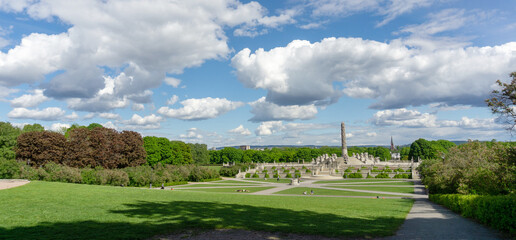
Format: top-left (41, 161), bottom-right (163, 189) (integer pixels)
top-left (0, 0), bottom-right (515, 148)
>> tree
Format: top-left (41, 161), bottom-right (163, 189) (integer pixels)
top-left (170, 141), bottom-right (193, 165)
top-left (16, 131), bottom-right (66, 167)
top-left (485, 72), bottom-right (516, 131)
top-left (0, 122), bottom-right (21, 160)
top-left (188, 143), bottom-right (209, 164)
top-left (22, 123), bottom-right (44, 133)
top-left (408, 138), bottom-right (436, 161)
top-left (87, 123), bottom-right (103, 130)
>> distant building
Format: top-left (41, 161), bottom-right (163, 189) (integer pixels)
top-left (239, 145), bottom-right (250, 150)
top-left (390, 136), bottom-right (400, 160)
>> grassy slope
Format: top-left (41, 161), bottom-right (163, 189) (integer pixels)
top-left (0, 181), bottom-right (413, 240)
top-left (274, 187), bottom-right (407, 197)
top-left (314, 179), bottom-right (413, 184)
top-left (330, 186), bottom-right (415, 194)
top-left (175, 187), bottom-right (274, 193)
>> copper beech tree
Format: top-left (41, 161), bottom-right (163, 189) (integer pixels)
top-left (16, 127), bottom-right (146, 169)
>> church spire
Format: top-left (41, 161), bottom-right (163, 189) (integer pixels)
top-left (390, 136), bottom-right (396, 151)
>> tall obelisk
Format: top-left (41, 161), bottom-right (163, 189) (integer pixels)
top-left (341, 122), bottom-right (348, 162)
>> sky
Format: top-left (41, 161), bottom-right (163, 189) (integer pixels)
top-left (0, 0), bottom-right (515, 148)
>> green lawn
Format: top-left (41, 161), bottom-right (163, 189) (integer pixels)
top-left (212, 180), bottom-right (262, 184)
top-left (330, 186), bottom-right (415, 194)
top-left (274, 187), bottom-right (407, 197)
top-left (175, 187), bottom-right (274, 193)
top-left (173, 183), bottom-right (260, 188)
top-left (326, 181), bottom-right (415, 186)
top-left (314, 179), bottom-right (411, 184)
top-left (0, 181), bottom-right (413, 239)
top-left (244, 178), bottom-right (293, 183)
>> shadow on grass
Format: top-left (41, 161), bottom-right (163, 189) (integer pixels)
top-left (0, 200), bottom-right (409, 240)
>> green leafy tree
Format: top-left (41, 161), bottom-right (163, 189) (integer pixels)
top-left (87, 123), bottom-right (103, 130)
top-left (170, 141), bottom-right (193, 165)
top-left (221, 147), bottom-right (243, 163)
top-left (22, 124), bottom-right (44, 133)
top-left (188, 143), bottom-right (209, 164)
top-left (485, 72), bottom-right (516, 131)
top-left (64, 124), bottom-right (86, 138)
top-left (0, 122), bottom-right (21, 160)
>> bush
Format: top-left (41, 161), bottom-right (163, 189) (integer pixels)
top-left (252, 173), bottom-right (259, 178)
top-left (418, 142), bottom-right (515, 195)
top-left (305, 169), bottom-right (311, 173)
top-left (371, 169), bottom-right (382, 172)
top-left (294, 173), bottom-right (301, 178)
top-left (396, 168), bottom-right (405, 172)
top-left (344, 168), bottom-right (352, 173)
top-left (302, 166), bottom-right (307, 169)
top-left (245, 173), bottom-right (251, 178)
top-left (273, 173), bottom-right (279, 178)
top-left (0, 158), bottom-right (22, 179)
top-left (285, 173), bottom-right (292, 178)
top-left (366, 173), bottom-right (374, 178)
top-left (264, 173), bottom-right (270, 178)
top-left (348, 173), bottom-right (363, 178)
top-left (97, 169), bottom-right (129, 186)
top-left (375, 173), bottom-right (390, 178)
top-left (81, 168), bottom-right (101, 185)
top-left (430, 194), bottom-right (516, 235)
top-left (342, 173), bottom-right (348, 178)
top-left (406, 169), bottom-right (412, 172)
top-left (382, 169), bottom-right (392, 173)
top-left (43, 162), bottom-right (82, 183)
top-left (393, 173), bottom-right (410, 179)
top-left (283, 170), bottom-right (290, 174)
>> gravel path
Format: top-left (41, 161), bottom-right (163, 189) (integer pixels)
top-left (384, 181), bottom-right (502, 240)
top-left (0, 179), bottom-right (30, 190)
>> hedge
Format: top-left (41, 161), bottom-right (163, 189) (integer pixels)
top-left (430, 194), bottom-right (516, 235)
top-left (347, 173), bottom-right (363, 178)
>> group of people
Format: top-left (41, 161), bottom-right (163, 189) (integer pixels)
top-left (303, 189), bottom-right (314, 195)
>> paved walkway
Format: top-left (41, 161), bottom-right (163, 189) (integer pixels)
top-left (385, 181), bottom-right (502, 240)
top-left (0, 179), bottom-right (30, 190)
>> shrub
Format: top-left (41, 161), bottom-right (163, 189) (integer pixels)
top-left (81, 168), bottom-right (101, 185)
top-left (344, 168), bottom-right (352, 173)
top-left (396, 168), bottom-right (405, 172)
top-left (366, 173), bottom-right (374, 178)
top-left (18, 164), bottom-right (48, 180)
top-left (371, 169), bottom-right (382, 172)
top-left (245, 173), bottom-right (251, 178)
top-left (335, 169), bottom-right (339, 173)
top-left (418, 142), bottom-right (515, 195)
top-left (383, 169), bottom-right (392, 173)
top-left (294, 173), bottom-right (301, 178)
top-left (273, 173), bottom-right (279, 178)
top-left (406, 169), bottom-right (412, 172)
top-left (262, 169), bottom-right (268, 173)
top-left (43, 162), bottom-right (82, 183)
top-left (393, 173), bottom-right (410, 179)
top-left (283, 170), bottom-right (290, 174)
top-left (384, 166), bottom-right (390, 169)
top-left (264, 173), bottom-right (270, 178)
top-left (342, 173), bottom-right (348, 178)
top-left (430, 194), bottom-right (516, 235)
top-left (305, 169), bottom-right (311, 173)
top-left (285, 173), bottom-right (292, 178)
top-left (302, 166), bottom-right (307, 169)
top-left (97, 169), bottom-right (129, 186)
top-left (0, 158), bottom-right (22, 179)
top-left (348, 173), bottom-right (363, 178)
top-left (357, 169), bottom-right (361, 173)
top-left (361, 166), bottom-right (368, 169)
top-left (375, 173), bottom-right (390, 178)
top-left (252, 173), bottom-right (259, 178)
top-left (272, 166), bottom-right (276, 170)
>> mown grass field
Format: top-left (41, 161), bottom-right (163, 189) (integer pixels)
top-left (274, 187), bottom-right (407, 197)
top-left (0, 181), bottom-right (414, 240)
top-left (330, 186), bottom-right (415, 194)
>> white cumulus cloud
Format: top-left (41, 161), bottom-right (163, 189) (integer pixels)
top-left (10, 89), bottom-right (49, 108)
top-left (166, 95), bottom-right (179, 105)
top-left (228, 125), bottom-right (251, 135)
top-left (158, 97), bottom-right (244, 120)
top-left (232, 37), bottom-right (516, 110)
top-left (123, 114), bottom-right (162, 129)
top-left (249, 97), bottom-right (317, 122)
top-left (7, 107), bottom-right (66, 121)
